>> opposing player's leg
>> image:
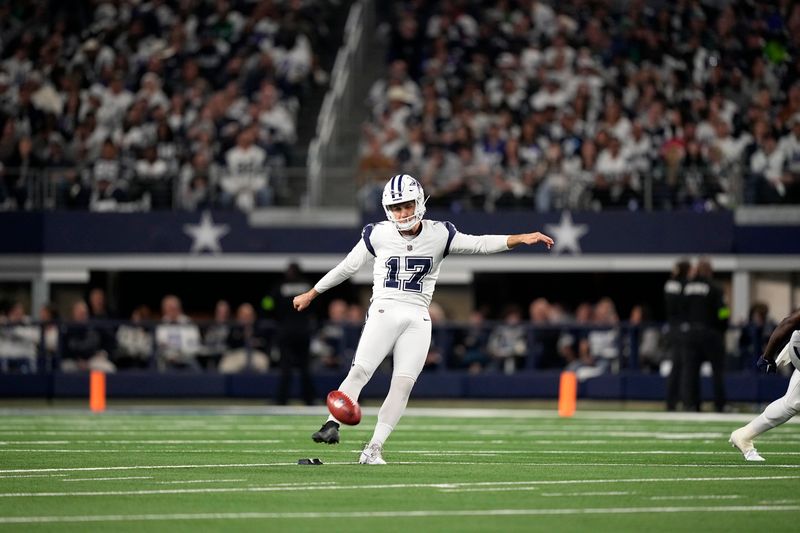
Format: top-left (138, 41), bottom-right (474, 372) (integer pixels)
top-left (313, 304), bottom-right (401, 444)
top-left (730, 368), bottom-right (800, 461)
top-left (360, 307), bottom-right (431, 464)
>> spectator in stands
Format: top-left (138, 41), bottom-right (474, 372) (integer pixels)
top-left (221, 127), bottom-right (271, 211)
top-left (219, 303), bottom-right (269, 374)
top-left (487, 305), bottom-right (528, 374)
top-left (0, 301), bottom-right (39, 372)
top-left (587, 297), bottom-right (621, 373)
top-left (310, 298), bottom-right (351, 371)
top-left (357, 134), bottom-right (397, 212)
top-left (60, 300), bottom-right (115, 373)
top-left (98, 72), bottom-right (133, 130)
top-left (627, 304), bottom-right (662, 373)
top-left (594, 135), bottom-right (638, 209)
top-left (453, 309), bottom-right (491, 374)
top-left (132, 144), bottom-right (172, 210)
top-left (346, 302), bottom-right (366, 326)
top-left (201, 299), bottom-right (231, 371)
top-left (155, 294), bottom-right (201, 372)
top-left (557, 302), bottom-right (595, 374)
top-left (179, 151), bottom-right (220, 211)
top-left (114, 305), bottom-right (154, 370)
top-left (87, 140), bottom-right (128, 211)
top-left (88, 287), bottom-right (113, 320)
top-left (738, 302), bottom-right (776, 372)
top-left (778, 114), bottom-right (800, 202)
top-left (37, 303), bottom-right (59, 362)
top-left (1, 135), bottom-right (39, 209)
top-left (87, 287), bottom-right (118, 355)
top-left (528, 297), bottom-right (561, 369)
top-left (136, 72), bottom-right (169, 111)
top-left (748, 135), bottom-right (786, 204)
top-left (257, 82), bottom-right (296, 147)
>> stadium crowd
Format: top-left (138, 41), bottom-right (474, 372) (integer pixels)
top-left (0, 0), bottom-right (336, 211)
top-left (358, 0), bottom-right (800, 212)
top-left (2, 1), bottom-right (800, 213)
top-left (0, 287), bottom-right (776, 381)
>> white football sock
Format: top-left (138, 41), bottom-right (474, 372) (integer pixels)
top-left (327, 364), bottom-right (372, 423)
top-left (370, 375), bottom-right (415, 446)
top-left (740, 369), bottom-right (800, 439)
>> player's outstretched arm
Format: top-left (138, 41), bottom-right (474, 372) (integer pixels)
top-left (507, 232), bottom-right (554, 250)
top-left (293, 288), bottom-right (319, 312)
top-left (296, 236), bottom-right (372, 312)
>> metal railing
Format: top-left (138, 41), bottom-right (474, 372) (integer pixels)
top-left (0, 319), bottom-right (763, 376)
top-left (0, 164), bottom-right (761, 213)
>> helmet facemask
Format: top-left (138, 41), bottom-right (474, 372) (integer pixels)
top-left (382, 174), bottom-right (427, 231)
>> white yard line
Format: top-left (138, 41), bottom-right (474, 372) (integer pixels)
top-left (0, 440), bottom-right (281, 445)
top-left (0, 463), bottom-right (299, 474)
top-left (437, 487), bottom-right (543, 493)
top-left (0, 505), bottom-right (799, 524)
top-left (63, 477), bottom-right (153, 482)
top-left (1, 476), bottom-right (799, 498)
top-left (4, 405), bottom-right (797, 423)
top-left (4, 448), bottom-right (800, 456)
top-left (650, 495), bottom-right (742, 500)
top-left (0, 449), bottom-right (296, 453)
top-left (1, 462), bottom-right (799, 477)
top-left (152, 479), bottom-right (245, 484)
top-left (0, 474), bottom-right (66, 479)
top-left (396, 450), bottom-right (800, 456)
top-left (541, 492), bottom-right (633, 497)
top-left (388, 461), bottom-right (800, 468)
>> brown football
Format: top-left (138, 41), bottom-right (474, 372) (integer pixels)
top-left (326, 390), bottom-right (361, 425)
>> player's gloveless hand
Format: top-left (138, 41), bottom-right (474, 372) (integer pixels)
top-left (509, 232), bottom-right (554, 249)
top-left (293, 291), bottom-right (315, 312)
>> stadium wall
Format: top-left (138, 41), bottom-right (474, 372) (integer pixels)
top-left (0, 372), bottom-right (789, 404)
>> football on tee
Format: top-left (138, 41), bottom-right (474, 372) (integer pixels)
top-left (326, 390), bottom-right (361, 425)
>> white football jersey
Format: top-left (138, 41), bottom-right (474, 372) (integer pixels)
top-left (314, 220), bottom-right (509, 308)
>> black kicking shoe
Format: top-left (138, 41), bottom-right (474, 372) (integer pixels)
top-left (311, 420), bottom-right (340, 444)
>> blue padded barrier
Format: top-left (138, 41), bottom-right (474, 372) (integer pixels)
top-left (0, 372), bottom-right (791, 404)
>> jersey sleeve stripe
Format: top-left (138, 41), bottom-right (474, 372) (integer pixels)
top-left (443, 221), bottom-right (457, 257)
top-left (362, 224), bottom-right (377, 257)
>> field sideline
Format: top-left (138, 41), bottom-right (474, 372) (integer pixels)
top-left (0, 405), bottom-right (798, 532)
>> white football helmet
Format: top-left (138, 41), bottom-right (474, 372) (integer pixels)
top-left (382, 174), bottom-right (427, 231)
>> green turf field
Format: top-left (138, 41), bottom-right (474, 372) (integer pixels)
top-left (0, 406), bottom-right (798, 532)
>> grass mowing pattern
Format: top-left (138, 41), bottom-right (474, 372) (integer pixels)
top-left (0, 409), bottom-right (798, 532)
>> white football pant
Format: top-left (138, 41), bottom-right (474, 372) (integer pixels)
top-left (331, 300), bottom-right (431, 446)
top-left (739, 369), bottom-right (800, 440)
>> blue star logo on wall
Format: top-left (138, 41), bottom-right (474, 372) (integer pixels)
top-left (545, 211), bottom-right (589, 255)
top-left (183, 211), bottom-right (230, 254)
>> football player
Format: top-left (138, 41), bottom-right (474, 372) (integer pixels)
top-left (293, 174), bottom-right (554, 464)
top-left (729, 308), bottom-right (800, 461)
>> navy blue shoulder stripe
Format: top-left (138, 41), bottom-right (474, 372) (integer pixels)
top-left (443, 221), bottom-right (457, 257)
top-left (362, 223), bottom-right (376, 257)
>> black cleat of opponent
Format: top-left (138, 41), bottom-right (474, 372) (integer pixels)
top-left (312, 420), bottom-right (340, 444)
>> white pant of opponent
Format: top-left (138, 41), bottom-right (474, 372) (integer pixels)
top-left (737, 368), bottom-right (800, 440)
top-left (330, 300), bottom-right (432, 447)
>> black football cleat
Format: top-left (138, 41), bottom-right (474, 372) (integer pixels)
top-left (312, 420), bottom-right (340, 444)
